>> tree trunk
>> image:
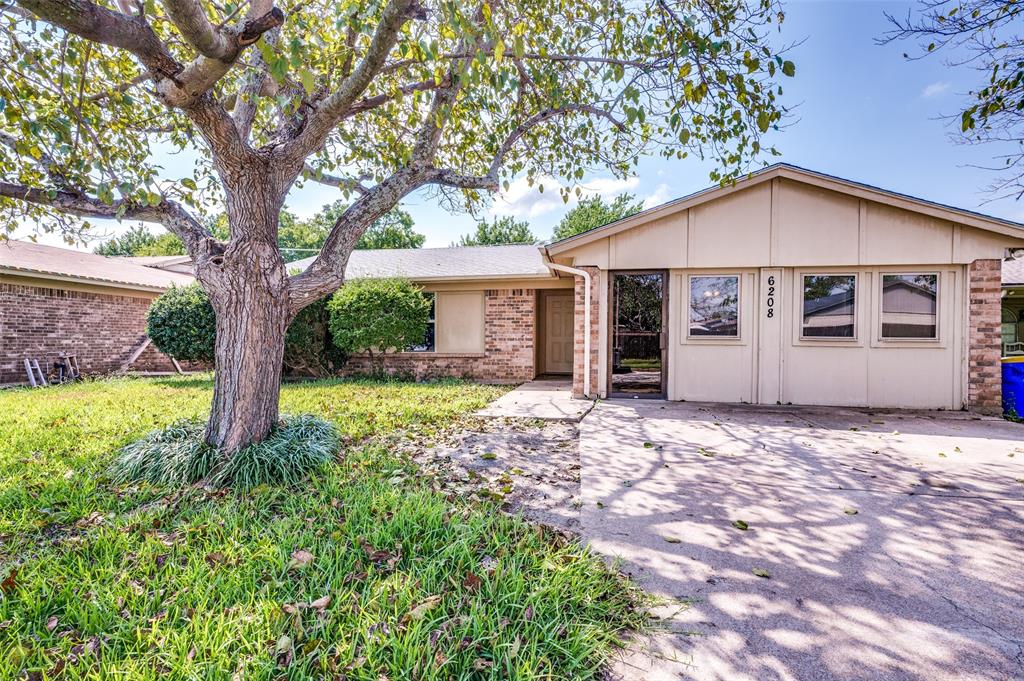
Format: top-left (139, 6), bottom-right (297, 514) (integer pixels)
top-left (199, 162), bottom-right (293, 452)
top-left (204, 271), bottom-right (290, 451)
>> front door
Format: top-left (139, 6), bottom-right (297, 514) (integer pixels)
top-left (544, 293), bottom-right (574, 374)
top-left (610, 271), bottom-right (668, 397)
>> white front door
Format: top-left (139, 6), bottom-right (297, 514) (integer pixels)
top-left (545, 294), bottom-right (575, 374)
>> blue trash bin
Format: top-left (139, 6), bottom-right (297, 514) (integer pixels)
top-left (1003, 357), bottom-right (1024, 418)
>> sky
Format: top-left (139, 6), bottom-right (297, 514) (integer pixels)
top-left (17, 0), bottom-right (1024, 250)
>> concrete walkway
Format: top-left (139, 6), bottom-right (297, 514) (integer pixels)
top-left (579, 400), bottom-right (1024, 681)
top-left (474, 377), bottom-right (593, 421)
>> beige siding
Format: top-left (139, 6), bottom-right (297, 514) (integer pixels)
top-left (435, 291), bottom-right (485, 353)
top-left (555, 173), bottom-right (1023, 408)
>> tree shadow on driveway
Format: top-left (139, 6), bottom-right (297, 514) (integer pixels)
top-left (579, 401), bottom-right (1024, 681)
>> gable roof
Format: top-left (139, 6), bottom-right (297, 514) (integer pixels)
top-left (290, 244), bottom-right (553, 281)
top-left (546, 163), bottom-right (1024, 255)
top-left (0, 240), bottom-right (195, 292)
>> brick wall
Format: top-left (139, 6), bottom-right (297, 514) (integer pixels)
top-left (572, 267), bottom-right (600, 399)
top-left (339, 288), bottom-right (536, 382)
top-left (967, 258), bottom-right (1002, 413)
top-left (0, 282), bottom-right (181, 384)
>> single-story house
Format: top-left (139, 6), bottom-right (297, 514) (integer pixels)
top-left (0, 240), bottom-right (195, 385)
top-left (4, 163), bottom-right (1024, 412)
top-left (1003, 257), bottom-right (1024, 356)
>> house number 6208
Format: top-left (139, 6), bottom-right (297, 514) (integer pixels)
top-left (765, 275), bottom-right (776, 318)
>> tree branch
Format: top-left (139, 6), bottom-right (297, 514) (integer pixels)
top-left (302, 164), bottom-right (369, 194)
top-left (278, 0), bottom-right (421, 161)
top-left (426, 104), bottom-right (625, 192)
top-left (160, 0), bottom-right (232, 60)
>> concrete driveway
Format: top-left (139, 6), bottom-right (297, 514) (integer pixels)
top-left (579, 400), bottom-right (1024, 681)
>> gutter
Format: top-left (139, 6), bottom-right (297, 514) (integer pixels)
top-left (540, 247), bottom-right (592, 398)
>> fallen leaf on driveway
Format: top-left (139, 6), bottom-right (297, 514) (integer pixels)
top-left (844, 508), bottom-right (859, 515)
top-left (752, 568), bottom-right (770, 578)
top-left (662, 536), bottom-right (682, 544)
top-left (731, 520), bottom-right (749, 531)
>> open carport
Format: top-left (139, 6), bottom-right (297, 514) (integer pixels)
top-left (579, 400), bottom-right (1024, 681)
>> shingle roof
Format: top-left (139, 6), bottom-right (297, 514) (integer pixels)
top-left (1005, 257), bottom-right (1024, 286)
top-left (0, 240), bottom-right (194, 291)
top-left (290, 244), bottom-right (553, 281)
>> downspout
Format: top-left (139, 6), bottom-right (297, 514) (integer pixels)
top-left (542, 255), bottom-right (593, 399)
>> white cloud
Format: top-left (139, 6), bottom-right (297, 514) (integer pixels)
top-left (921, 81), bottom-right (951, 98)
top-left (642, 183), bottom-right (672, 210)
top-left (490, 175), bottom-right (641, 219)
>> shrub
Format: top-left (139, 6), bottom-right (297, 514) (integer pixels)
top-left (147, 283), bottom-right (217, 362)
top-left (148, 283), bottom-right (341, 375)
top-left (110, 414), bottom-right (340, 489)
top-left (327, 278), bottom-right (431, 364)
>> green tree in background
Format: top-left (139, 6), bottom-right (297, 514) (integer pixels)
top-left (94, 225), bottom-right (162, 256)
top-left (553, 194), bottom-right (643, 241)
top-left (312, 201), bottom-right (424, 250)
top-left (457, 216), bottom-right (535, 246)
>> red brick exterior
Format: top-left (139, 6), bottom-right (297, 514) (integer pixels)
top-left (339, 288), bottom-right (537, 382)
top-left (572, 267), bottom-right (600, 399)
top-left (0, 282), bottom-right (183, 385)
top-left (967, 259), bottom-right (1002, 413)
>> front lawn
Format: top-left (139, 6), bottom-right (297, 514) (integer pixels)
top-left (0, 377), bottom-right (643, 679)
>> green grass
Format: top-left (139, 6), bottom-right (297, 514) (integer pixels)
top-left (0, 376), bottom-right (644, 679)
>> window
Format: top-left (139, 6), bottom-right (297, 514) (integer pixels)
top-left (689, 275), bottom-right (739, 337)
top-left (880, 274), bottom-right (938, 339)
top-left (802, 275), bottom-right (856, 338)
top-left (410, 293), bottom-right (435, 352)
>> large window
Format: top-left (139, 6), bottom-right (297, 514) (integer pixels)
top-left (410, 293), bottom-right (435, 352)
top-left (689, 275), bottom-right (739, 337)
top-left (880, 273), bottom-right (938, 339)
top-left (802, 275), bottom-right (856, 338)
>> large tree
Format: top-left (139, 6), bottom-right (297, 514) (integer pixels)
top-left (457, 215), bottom-right (534, 245)
top-left (882, 0), bottom-right (1024, 197)
top-left (0, 0), bottom-right (792, 451)
top-left (553, 193), bottom-right (643, 240)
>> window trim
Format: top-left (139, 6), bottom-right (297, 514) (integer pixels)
top-left (686, 273), bottom-right (743, 340)
top-left (877, 271), bottom-right (940, 342)
top-left (799, 272), bottom-right (859, 341)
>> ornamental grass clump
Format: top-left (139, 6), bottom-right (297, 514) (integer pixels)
top-left (111, 414), bottom-right (339, 489)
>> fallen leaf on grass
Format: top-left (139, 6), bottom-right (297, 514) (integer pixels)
top-left (462, 572), bottom-right (482, 592)
top-left (1, 569), bottom-right (16, 594)
top-left (402, 595), bottom-right (442, 623)
top-left (731, 520), bottom-right (749, 531)
top-left (46, 616), bottom-right (59, 631)
top-left (274, 634), bottom-right (293, 667)
top-left (309, 595), bottom-right (331, 610)
top-left (288, 550), bottom-right (314, 569)
top-left (473, 658), bottom-right (493, 671)
top-left (752, 568), bottom-right (770, 578)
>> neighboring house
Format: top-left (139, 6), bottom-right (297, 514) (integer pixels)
top-left (1003, 257), bottom-right (1024, 356)
top-left (0, 240), bottom-right (194, 385)
top-left (5, 163), bottom-right (1024, 411)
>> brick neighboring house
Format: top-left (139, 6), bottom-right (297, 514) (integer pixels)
top-left (0, 240), bottom-right (195, 386)
top-left (4, 164), bottom-right (1024, 410)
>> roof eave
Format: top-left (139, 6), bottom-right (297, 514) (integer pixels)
top-left (0, 266), bottom-right (181, 293)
